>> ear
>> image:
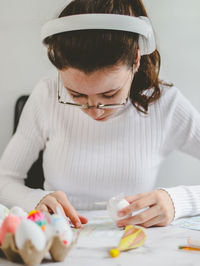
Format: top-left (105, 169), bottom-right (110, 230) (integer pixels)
top-left (134, 49), bottom-right (141, 73)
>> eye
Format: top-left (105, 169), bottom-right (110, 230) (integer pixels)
top-left (66, 88), bottom-right (87, 98)
top-left (102, 94), bottom-right (115, 99)
top-left (71, 94), bottom-right (87, 98)
top-left (102, 91), bottom-right (119, 99)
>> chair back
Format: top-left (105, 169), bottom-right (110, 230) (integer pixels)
top-left (14, 95), bottom-right (44, 189)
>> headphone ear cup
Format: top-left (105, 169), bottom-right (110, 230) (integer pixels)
top-left (138, 16), bottom-right (156, 56)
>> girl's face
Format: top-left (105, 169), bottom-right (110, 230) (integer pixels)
top-left (59, 64), bottom-right (134, 121)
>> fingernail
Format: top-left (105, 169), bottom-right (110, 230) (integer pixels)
top-left (76, 222), bottom-right (81, 228)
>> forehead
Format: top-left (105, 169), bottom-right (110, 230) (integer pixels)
top-left (59, 66), bottom-right (130, 95)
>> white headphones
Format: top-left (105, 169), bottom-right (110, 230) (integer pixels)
top-left (41, 13), bottom-right (156, 56)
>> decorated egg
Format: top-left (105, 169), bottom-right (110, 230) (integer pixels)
top-left (27, 210), bottom-right (47, 230)
top-left (50, 214), bottom-right (73, 245)
top-left (109, 225), bottom-right (146, 257)
top-left (15, 219), bottom-right (46, 251)
top-left (107, 195), bottom-right (131, 221)
top-left (9, 206), bottom-right (28, 219)
top-left (0, 204), bottom-right (9, 220)
top-left (0, 215), bottom-right (21, 244)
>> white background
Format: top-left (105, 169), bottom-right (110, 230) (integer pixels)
top-left (0, 0), bottom-right (199, 188)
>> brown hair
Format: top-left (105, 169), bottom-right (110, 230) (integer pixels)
top-left (44, 0), bottom-right (171, 113)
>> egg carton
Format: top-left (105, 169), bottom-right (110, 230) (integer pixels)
top-left (0, 231), bottom-right (79, 266)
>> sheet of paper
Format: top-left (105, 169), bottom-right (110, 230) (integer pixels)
top-left (171, 216), bottom-right (200, 231)
top-left (75, 210), bottom-right (123, 240)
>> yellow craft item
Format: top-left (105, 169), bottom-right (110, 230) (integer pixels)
top-left (109, 225), bottom-right (146, 257)
top-left (109, 248), bottom-right (120, 257)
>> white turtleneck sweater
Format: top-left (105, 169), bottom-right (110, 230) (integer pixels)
top-left (0, 77), bottom-right (200, 221)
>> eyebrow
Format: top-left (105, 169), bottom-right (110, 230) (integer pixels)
top-left (66, 87), bottom-right (120, 95)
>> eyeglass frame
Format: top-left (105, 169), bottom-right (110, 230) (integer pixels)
top-left (57, 71), bottom-right (133, 109)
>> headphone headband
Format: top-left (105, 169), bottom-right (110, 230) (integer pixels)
top-left (41, 14), bottom-right (156, 55)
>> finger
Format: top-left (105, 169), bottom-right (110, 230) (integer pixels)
top-left (42, 196), bottom-right (77, 226)
top-left (78, 215), bottom-right (88, 224)
top-left (55, 193), bottom-right (82, 228)
top-left (38, 196), bottom-right (58, 213)
top-left (140, 216), bottom-right (164, 228)
top-left (36, 203), bottom-right (49, 213)
top-left (118, 193), bottom-right (156, 217)
top-left (117, 205), bottom-right (160, 227)
top-left (40, 196), bottom-right (60, 213)
top-left (125, 192), bottom-right (151, 204)
top-left (41, 197), bottom-right (68, 219)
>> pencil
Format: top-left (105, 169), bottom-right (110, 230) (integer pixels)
top-left (179, 246), bottom-right (200, 251)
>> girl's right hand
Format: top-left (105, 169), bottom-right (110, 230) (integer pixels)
top-left (35, 190), bottom-right (88, 228)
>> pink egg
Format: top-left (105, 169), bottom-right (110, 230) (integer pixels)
top-left (0, 215), bottom-right (21, 244)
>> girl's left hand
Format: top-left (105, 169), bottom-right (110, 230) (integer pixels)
top-left (116, 190), bottom-right (175, 228)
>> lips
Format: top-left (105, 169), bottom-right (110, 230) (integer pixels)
top-left (95, 116), bottom-right (107, 121)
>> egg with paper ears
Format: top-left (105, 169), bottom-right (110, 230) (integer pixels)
top-left (15, 219), bottom-right (46, 251)
top-left (50, 214), bottom-right (73, 245)
top-left (0, 204), bottom-right (9, 220)
top-left (9, 206), bottom-right (28, 219)
top-left (0, 215), bottom-right (21, 244)
top-left (27, 210), bottom-right (47, 231)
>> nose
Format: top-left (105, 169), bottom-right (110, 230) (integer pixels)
top-left (86, 97), bottom-right (104, 119)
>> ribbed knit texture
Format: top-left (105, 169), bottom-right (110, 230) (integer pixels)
top-left (0, 77), bottom-right (200, 220)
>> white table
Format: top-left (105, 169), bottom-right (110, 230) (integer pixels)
top-left (0, 210), bottom-right (200, 266)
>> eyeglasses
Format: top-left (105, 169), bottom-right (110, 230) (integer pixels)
top-left (57, 72), bottom-right (132, 109)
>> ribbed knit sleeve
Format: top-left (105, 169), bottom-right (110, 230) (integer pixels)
top-left (0, 78), bottom-right (54, 212)
top-left (159, 86), bottom-right (200, 220)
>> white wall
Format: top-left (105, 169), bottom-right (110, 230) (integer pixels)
top-left (0, 0), bottom-right (200, 187)
top-left (143, 0), bottom-right (200, 187)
